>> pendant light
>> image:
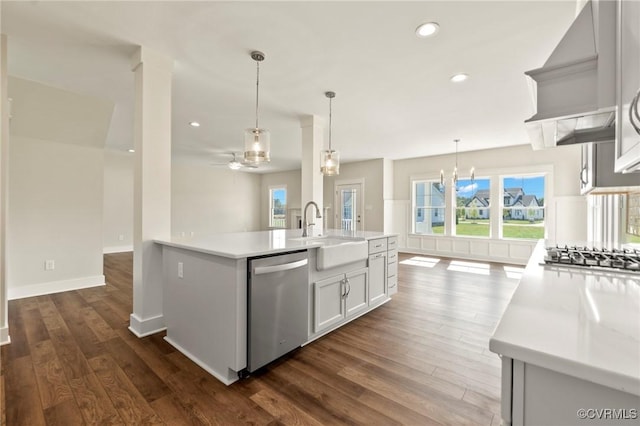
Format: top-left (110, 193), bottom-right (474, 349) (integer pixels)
top-left (440, 139), bottom-right (474, 188)
top-left (321, 91), bottom-right (340, 176)
top-left (244, 51), bottom-right (270, 164)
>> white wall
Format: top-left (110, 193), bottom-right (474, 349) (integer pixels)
top-left (8, 136), bottom-right (105, 299)
top-left (260, 169), bottom-right (301, 230)
top-left (103, 150), bottom-right (134, 253)
top-left (393, 143), bottom-right (586, 264)
top-left (323, 159), bottom-right (385, 232)
top-left (172, 159), bottom-right (261, 237)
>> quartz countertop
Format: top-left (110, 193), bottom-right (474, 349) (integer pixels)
top-left (154, 229), bottom-right (396, 259)
top-left (489, 240), bottom-right (640, 396)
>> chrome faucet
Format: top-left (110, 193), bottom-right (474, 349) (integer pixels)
top-left (302, 201), bottom-right (322, 237)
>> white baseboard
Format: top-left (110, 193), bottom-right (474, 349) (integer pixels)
top-left (128, 313), bottom-right (165, 338)
top-left (8, 275), bottom-right (106, 300)
top-left (0, 326), bottom-right (10, 346)
top-left (103, 245), bottom-right (133, 254)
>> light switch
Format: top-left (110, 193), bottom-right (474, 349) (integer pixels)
top-left (177, 262), bottom-right (184, 278)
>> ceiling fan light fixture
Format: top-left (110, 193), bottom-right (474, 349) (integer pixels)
top-left (228, 160), bottom-right (243, 170)
top-left (321, 91), bottom-right (340, 176)
top-left (244, 51), bottom-right (270, 165)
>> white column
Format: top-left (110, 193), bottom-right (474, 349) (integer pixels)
top-left (129, 47), bottom-right (173, 337)
top-left (300, 115), bottom-right (324, 235)
top-left (0, 34), bottom-right (10, 345)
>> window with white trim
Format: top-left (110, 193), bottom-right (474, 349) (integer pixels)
top-left (269, 186), bottom-right (287, 228)
top-left (455, 178), bottom-right (491, 237)
top-left (501, 175), bottom-right (545, 239)
top-left (413, 180), bottom-right (445, 234)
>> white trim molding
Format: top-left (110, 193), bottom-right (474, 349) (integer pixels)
top-left (103, 245), bottom-right (134, 254)
top-left (128, 313), bottom-right (166, 338)
top-left (8, 275), bottom-right (105, 300)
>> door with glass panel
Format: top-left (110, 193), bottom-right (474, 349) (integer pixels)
top-left (336, 183), bottom-right (363, 232)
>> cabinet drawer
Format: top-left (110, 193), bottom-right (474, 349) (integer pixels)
top-left (387, 249), bottom-right (398, 264)
top-left (387, 260), bottom-right (398, 278)
top-left (387, 275), bottom-right (398, 296)
top-left (368, 238), bottom-right (387, 254)
top-left (387, 236), bottom-right (398, 250)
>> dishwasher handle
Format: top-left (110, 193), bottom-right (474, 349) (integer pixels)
top-left (253, 258), bottom-right (308, 275)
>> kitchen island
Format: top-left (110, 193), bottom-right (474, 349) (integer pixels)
top-left (155, 229), bottom-right (398, 385)
top-left (490, 241), bottom-right (640, 426)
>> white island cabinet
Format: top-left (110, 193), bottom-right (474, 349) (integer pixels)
top-left (155, 229), bottom-right (397, 385)
top-left (490, 241), bottom-right (640, 426)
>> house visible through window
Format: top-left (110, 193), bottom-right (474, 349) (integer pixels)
top-left (413, 181), bottom-right (445, 234)
top-left (456, 178), bottom-right (491, 237)
top-left (501, 176), bottom-right (545, 239)
top-left (269, 186), bottom-right (287, 228)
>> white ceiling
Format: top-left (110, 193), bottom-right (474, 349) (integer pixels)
top-left (1, 1), bottom-right (577, 172)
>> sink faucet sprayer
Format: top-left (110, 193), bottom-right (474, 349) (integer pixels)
top-left (302, 201), bottom-right (322, 237)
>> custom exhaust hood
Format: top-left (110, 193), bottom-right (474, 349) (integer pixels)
top-left (525, 0), bottom-right (616, 150)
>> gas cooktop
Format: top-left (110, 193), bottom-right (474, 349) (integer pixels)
top-left (544, 245), bottom-right (640, 273)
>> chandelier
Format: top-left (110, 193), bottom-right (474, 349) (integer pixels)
top-left (440, 139), bottom-right (474, 188)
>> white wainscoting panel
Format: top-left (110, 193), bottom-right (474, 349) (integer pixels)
top-left (403, 235), bottom-right (536, 265)
top-left (436, 239), bottom-right (453, 253)
top-left (422, 238), bottom-right (437, 251)
top-left (489, 242), bottom-right (510, 259)
top-left (510, 244), bottom-right (534, 260)
top-left (406, 235), bottom-right (421, 250)
top-left (470, 240), bottom-right (490, 257)
top-left (453, 240), bottom-right (470, 254)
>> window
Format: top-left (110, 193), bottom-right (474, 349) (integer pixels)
top-left (413, 181), bottom-right (445, 234)
top-left (269, 186), bottom-right (287, 228)
top-left (455, 178), bottom-right (490, 237)
top-left (501, 176), bottom-right (545, 239)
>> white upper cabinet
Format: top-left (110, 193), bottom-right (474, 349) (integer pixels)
top-left (615, 0), bottom-right (640, 173)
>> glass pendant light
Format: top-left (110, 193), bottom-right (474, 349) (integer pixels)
top-left (244, 51), bottom-right (270, 164)
top-left (321, 91), bottom-right (340, 176)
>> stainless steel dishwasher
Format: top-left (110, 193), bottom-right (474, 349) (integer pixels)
top-left (246, 250), bottom-right (309, 374)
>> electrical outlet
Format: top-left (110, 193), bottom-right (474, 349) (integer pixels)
top-left (177, 262), bottom-right (184, 278)
top-left (118, 234), bottom-right (124, 241)
top-left (45, 260), bottom-right (55, 271)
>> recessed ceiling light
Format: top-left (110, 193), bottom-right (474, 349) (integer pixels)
top-left (415, 22), bottom-right (440, 38)
top-left (451, 73), bottom-right (469, 83)
top-left (189, 121), bottom-right (200, 127)
top-left (128, 149), bottom-right (135, 153)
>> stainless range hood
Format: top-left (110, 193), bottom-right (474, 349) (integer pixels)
top-left (525, 0), bottom-right (616, 150)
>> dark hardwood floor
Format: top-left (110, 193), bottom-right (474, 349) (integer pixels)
top-left (1, 252), bottom-right (520, 425)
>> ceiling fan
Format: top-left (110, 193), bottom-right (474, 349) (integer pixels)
top-left (210, 152), bottom-right (258, 171)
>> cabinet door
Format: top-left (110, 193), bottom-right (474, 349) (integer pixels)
top-left (615, 0), bottom-right (640, 172)
top-left (368, 252), bottom-right (387, 306)
top-left (314, 274), bottom-right (345, 333)
top-left (345, 268), bottom-right (369, 318)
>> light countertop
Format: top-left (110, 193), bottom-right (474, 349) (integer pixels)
top-left (154, 229), bottom-right (396, 259)
top-left (489, 240), bottom-right (640, 396)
